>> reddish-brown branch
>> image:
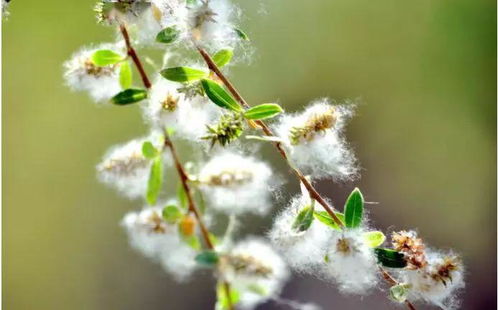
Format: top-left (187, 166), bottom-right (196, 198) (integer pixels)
top-left (119, 25), bottom-right (233, 310)
top-left (119, 24), bottom-right (152, 89)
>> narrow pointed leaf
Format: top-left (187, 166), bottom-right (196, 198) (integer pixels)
top-left (156, 26), bottom-right (180, 44)
top-left (200, 79), bottom-right (242, 112)
top-left (217, 282), bottom-right (241, 310)
top-left (162, 205), bottom-right (182, 223)
top-left (313, 211), bottom-right (345, 231)
top-left (142, 141), bottom-right (158, 159)
top-left (291, 204), bottom-right (315, 233)
top-left (160, 67), bottom-right (208, 82)
top-left (195, 250), bottom-right (219, 266)
top-left (212, 48), bottom-right (234, 67)
top-left (119, 61), bottom-right (132, 89)
top-left (111, 88), bottom-right (147, 105)
top-left (233, 27), bottom-right (249, 41)
top-left (146, 156), bottom-right (163, 205)
top-left (363, 231), bottom-right (386, 248)
top-left (344, 187), bottom-right (364, 228)
top-left (91, 49), bottom-right (123, 66)
top-left (244, 103), bottom-right (283, 120)
top-left (374, 248), bottom-right (407, 268)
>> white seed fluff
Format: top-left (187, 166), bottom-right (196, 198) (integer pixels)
top-left (197, 152), bottom-right (274, 215)
top-left (96, 132), bottom-right (169, 199)
top-left (187, 0), bottom-right (241, 50)
top-left (220, 238), bottom-right (290, 310)
top-left (63, 44), bottom-right (123, 103)
top-left (274, 99), bottom-right (358, 180)
top-left (401, 251), bottom-right (464, 310)
top-left (268, 194), bottom-right (334, 274)
top-left (142, 77), bottom-right (221, 141)
top-left (122, 205), bottom-right (198, 281)
top-left (322, 229), bottom-right (379, 294)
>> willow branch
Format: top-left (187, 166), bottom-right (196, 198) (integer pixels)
top-left (119, 24), bottom-right (152, 89)
top-left (197, 46), bottom-right (417, 310)
top-left (196, 46), bottom-right (344, 228)
top-left (119, 25), bottom-right (233, 310)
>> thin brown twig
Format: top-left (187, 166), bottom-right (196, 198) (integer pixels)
top-left (379, 267), bottom-right (417, 310)
top-left (119, 23), bottom-right (152, 89)
top-left (197, 46), bottom-right (418, 310)
top-left (119, 24), bottom-right (234, 310)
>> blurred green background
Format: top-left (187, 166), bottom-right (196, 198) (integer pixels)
top-left (2, 0), bottom-right (496, 309)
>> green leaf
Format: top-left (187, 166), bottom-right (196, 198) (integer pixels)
top-left (374, 248), bottom-right (407, 268)
top-left (389, 284), bottom-right (409, 303)
top-left (363, 231), bottom-right (386, 248)
top-left (212, 48), bottom-right (234, 67)
top-left (243, 103), bottom-right (283, 120)
top-left (156, 26), bottom-right (180, 44)
top-left (160, 67), bottom-right (208, 82)
top-left (146, 157), bottom-right (163, 205)
top-left (162, 205), bottom-right (182, 223)
top-left (142, 141), bottom-right (158, 159)
top-left (200, 79), bottom-right (242, 112)
top-left (209, 233), bottom-right (220, 246)
top-left (111, 88), bottom-right (147, 105)
top-left (91, 49), bottom-right (124, 66)
top-left (247, 284), bottom-right (268, 296)
top-left (313, 211), bottom-right (345, 231)
top-left (195, 250), bottom-right (219, 266)
top-left (183, 235), bottom-right (201, 251)
top-left (119, 61), bottom-right (132, 89)
top-left (216, 282), bottom-right (240, 310)
top-left (291, 203), bottom-right (315, 233)
top-left (344, 187), bottom-right (364, 228)
top-left (177, 183), bottom-right (188, 209)
top-left (233, 27), bottom-right (249, 41)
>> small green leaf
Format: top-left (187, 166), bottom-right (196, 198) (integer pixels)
top-left (208, 233), bottom-right (220, 246)
top-left (344, 188), bottom-right (364, 228)
top-left (243, 103), bottom-right (283, 120)
top-left (313, 211), bottom-right (345, 231)
top-left (160, 67), bottom-right (208, 82)
top-left (363, 231), bottom-right (386, 248)
top-left (200, 79), bottom-right (242, 112)
top-left (389, 284), bottom-right (409, 303)
top-left (374, 248), bottom-right (407, 268)
top-left (291, 203), bottom-right (315, 233)
top-left (183, 235), bottom-right (201, 251)
top-left (119, 61), bottom-right (132, 89)
top-left (156, 26), bottom-right (180, 44)
top-left (195, 250), bottom-right (219, 266)
top-left (233, 27), bottom-right (249, 41)
top-left (146, 157), bottom-right (163, 205)
top-left (142, 141), bottom-right (158, 159)
top-left (247, 284), bottom-right (268, 296)
top-left (162, 205), bottom-right (182, 223)
top-left (216, 282), bottom-right (240, 310)
top-left (212, 48), bottom-right (234, 67)
top-left (91, 49), bottom-right (124, 66)
top-left (111, 88), bottom-right (147, 105)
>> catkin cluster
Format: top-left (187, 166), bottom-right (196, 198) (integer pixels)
top-left (61, 1), bottom-right (464, 309)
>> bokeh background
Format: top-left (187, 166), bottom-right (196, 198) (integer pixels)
top-left (2, 0), bottom-right (496, 309)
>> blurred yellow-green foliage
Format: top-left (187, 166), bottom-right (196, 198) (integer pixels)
top-left (3, 0), bottom-right (496, 309)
